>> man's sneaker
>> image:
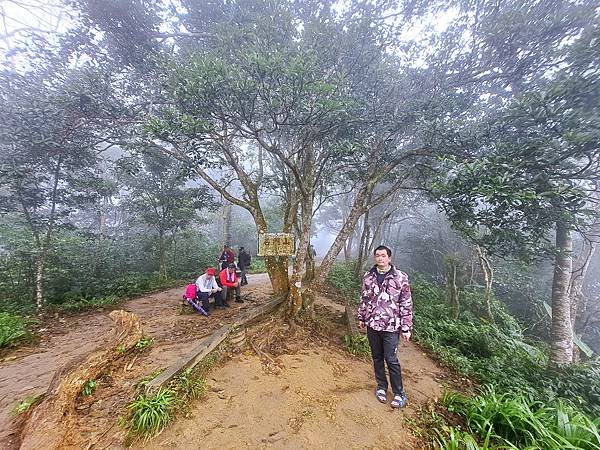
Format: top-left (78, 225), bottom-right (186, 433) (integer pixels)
top-left (391, 392), bottom-right (407, 409)
top-left (235, 297), bottom-right (244, 303)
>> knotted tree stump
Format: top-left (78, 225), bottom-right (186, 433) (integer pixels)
top-left (19, 310), bottom-right (143, 450)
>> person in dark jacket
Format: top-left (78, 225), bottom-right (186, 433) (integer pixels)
top-left (238, 246), bottom-right (251, 286)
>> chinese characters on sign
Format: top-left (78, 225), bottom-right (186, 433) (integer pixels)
top-left (257, 233), bottom-right (295, 256)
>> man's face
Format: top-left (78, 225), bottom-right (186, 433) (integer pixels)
top-left (228, 267), bottom-right (235, 273)
top-left (374, 249), bottom-right (391, 268)
top-left (206, 273), bottom-right (213, 279)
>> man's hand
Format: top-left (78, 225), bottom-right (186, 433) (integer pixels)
top-left (358, 321), bottom-right (366, 331)
top-left (401, 331), bottom-right (411, 342)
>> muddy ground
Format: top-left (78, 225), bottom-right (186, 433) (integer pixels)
top-left (0, 273), bottom-right (274, 448)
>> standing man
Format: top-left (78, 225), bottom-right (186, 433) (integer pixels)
top-left (357, 245), bottom-right (413, 409)
top-left (238, 246), bottom-right (251, 286)
top-left (195, 267), bottom-right (224, 312)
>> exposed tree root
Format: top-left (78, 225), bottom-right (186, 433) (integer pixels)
top-left (19, 310), bottom-right (143, 450)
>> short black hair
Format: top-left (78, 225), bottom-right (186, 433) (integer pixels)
top-left (239, 246), bottom-right (244, 251)
top-left (373, 245), bottom-right (392, 257)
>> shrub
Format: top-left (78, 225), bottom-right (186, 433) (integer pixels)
top-left (0, 312), bottom-right (30, 348)
top-left (342, 333), bottom-right (371, 358)
top-left (326, 262), bottom-right (361, 304)
top-left (248, 257), bottom-right (267, 274)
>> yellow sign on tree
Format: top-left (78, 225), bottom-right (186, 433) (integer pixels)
top-left (257, 233), bottom-right (295, 256)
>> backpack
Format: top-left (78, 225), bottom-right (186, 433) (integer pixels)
top-left (184, 283), bottom-right (197, 300)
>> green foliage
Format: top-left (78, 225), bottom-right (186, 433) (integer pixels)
top-left (413, 278), bottom-right (600, 418)
top-left (81, 379), bottom-right (97, 397)
top-left (326, 262), bottom-right (361, 304)
top-left (0, 312), bottom-right (30, 348)
top-left (0, 227), bottom-right (218, 316)
top-left (127, 388), bottom-right (176, 437)
top-left (342, 333), bottom-right (371, 358)
top-left (13, 394), bottom-right (43, 415)
top-left (248, 257), bottom-right (267, 274)
top-left (435, 426), bottom-right (488, 450)
top-left (443, 388), bottom-right (600, 450)
top-left (174, 368), bottom-right (207, 402)
top-left (135, 337), bottom-right (154, 351)
top-left (137, 369), bottom-right (165, 388)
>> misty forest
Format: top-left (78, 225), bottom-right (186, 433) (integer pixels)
top-left (1, 0), bottom-right (599, 449)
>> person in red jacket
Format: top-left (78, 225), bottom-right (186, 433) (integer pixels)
top-left (218, 245), bottom-right (236, 270)
top-left (219, 263), bottom-right (243, 304)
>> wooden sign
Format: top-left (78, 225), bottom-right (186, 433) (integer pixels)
top-left (257, 233), bottom-right (295, 256)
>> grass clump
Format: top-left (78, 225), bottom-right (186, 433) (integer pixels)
top-left (0, 312), bottom-right (31, 348)
top-left (440, 387), bottom-right (600, 450)
top-left (13, 394), bottom-right (43, 415)
top-left (175, 368), bottom-right (207, 403)
top-left (127, 352), bottom-right (219, 439)
top-left (342, 333), bottom-right (371, 358)
top-left (128, 388), bottom-right (176, 437)
top-left (411, 277), bottom-right (600, 448)
top-left (81, 379), bottom-right (97, 397)
top-left (135, 337), bottom-right (154, 351)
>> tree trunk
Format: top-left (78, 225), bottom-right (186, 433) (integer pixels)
top-left (158, 231), bottom-right (167, 281)
top-left (450, 264), bottom-right (460, 319)
top-left (343, 232), bottom-right (353, 262)
top-left (549, 220), bottom-right (574, 366)
top-left (264, 256), bottom-right (289, 295)
top-left (567, 218), bottom-right (600, 361)
top-left (354, 210), bottom-right (371, 280)
top-left (35, 256), bottom-right (45, 311)
top-left (475, 245), bottom-right (494, 322)
top-left (288, 195), bottom-right (314, 317)
top-left (313, 185), bottom-right (368, 286)
top-left (303, 243), bottom-right (316, 282)
top-left (34, 153), bottom-right (63, 311)
top-left (222, 201), bottom-right (232, 246)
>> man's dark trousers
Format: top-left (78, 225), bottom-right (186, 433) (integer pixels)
top-left (197, 291), bottom-right (223, 310)
top-left (366, 327), bottom-right (404, 395)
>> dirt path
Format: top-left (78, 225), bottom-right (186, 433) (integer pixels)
top-left (0, 273), bottom-right (273, 448)
top-left (2, 275), bottom-right (451, 449)
top-left (137, 303), bottom-right (446, 450)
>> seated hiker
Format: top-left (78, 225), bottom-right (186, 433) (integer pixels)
top-left (195, 267), bottom-right (225, 311)
top-left (219, 263), bottom-right (243, 304)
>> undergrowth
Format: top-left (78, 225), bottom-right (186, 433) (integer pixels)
top-left (326, 261), bottom-right (361, 304)
top-left (342, 333), bottom-right (371, 358)
top-left (126, 345), bottom-right (225, 440)
top-left (326, 263), bottom-right (600, 449)
top-left (0, 312), bottom-right (32, 348)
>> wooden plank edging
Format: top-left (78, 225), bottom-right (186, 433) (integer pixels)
top-left (144, 294), bottom-right (286, 395)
